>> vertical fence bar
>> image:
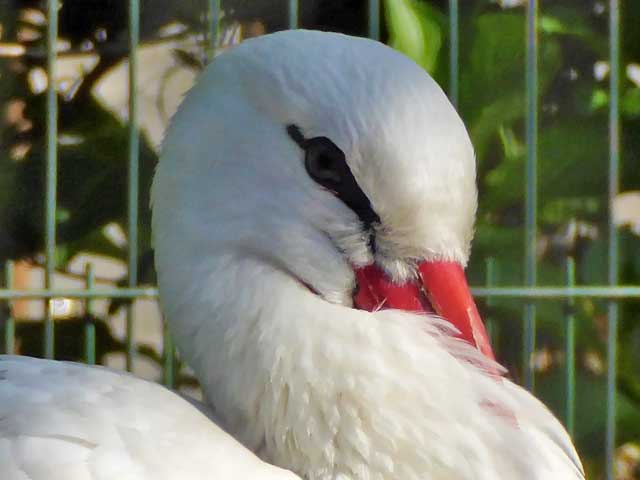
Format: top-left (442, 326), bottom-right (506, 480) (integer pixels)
top-left (84, 264), bottom-right (96, 365)
top-left (126, 0), bottom-right (140, 371)
top-left (484, 257), bottom-right (497, 345)
top-left (523, 0), bottom-right (538, 391)
top-left (163, 319), bottom-right (175, 388)
top-left (606, 0), bottom-right (620, 477)
top-left (448, 0), bottom-right (459, 107)
top-left (564, 257), bottom-right (576, 437)
top-left (288, 0), bottom-right (299, 29)
top-left (4, 262), bottom-right (15, 354)
top-left (208, 0), bottom-right (220, 61)
top-left (368, 0), bottom-right (380, 40)
top-left (44, 0), bottom-right (59, 359)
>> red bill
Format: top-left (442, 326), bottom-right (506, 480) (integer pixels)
top-left (353, 261), bottom-right (495, 361)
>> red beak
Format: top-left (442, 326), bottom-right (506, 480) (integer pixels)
top-left (353, 261), bottom-right (495, 361)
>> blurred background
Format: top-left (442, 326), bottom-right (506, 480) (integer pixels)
top-left (0, 1), bottom-right (638, 478)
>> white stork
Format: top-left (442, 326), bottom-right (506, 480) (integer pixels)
top-left (0, 30), bottom-right (584, 479)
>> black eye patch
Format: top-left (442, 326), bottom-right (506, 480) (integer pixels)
top-left (287, 124), bottom-right (380, 230)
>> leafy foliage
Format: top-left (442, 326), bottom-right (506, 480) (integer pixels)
top-left (388, 1), bottom-right (640, 477)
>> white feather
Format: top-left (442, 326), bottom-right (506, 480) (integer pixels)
top-left (0, 356), bottom-right (300, 480)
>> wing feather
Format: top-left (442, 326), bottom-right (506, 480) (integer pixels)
top-left (0, 355), bottom-right (299, 480)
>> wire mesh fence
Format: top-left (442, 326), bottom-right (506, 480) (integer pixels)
top-left (0, 1), bottom-right (638, 479)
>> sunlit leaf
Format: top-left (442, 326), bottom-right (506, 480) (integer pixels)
top-left (385, 0), bottom-right (443, 73)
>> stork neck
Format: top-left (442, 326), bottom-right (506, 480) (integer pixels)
top-left (164, 251), bottom-right (497, 479)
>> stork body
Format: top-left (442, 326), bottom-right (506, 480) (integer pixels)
top-left (0, 356), bottom-right (300, 480)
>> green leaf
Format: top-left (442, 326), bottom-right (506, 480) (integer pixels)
top-left (498, 125), bottom-right (525, 160)
top-left (538, 119), bottom-right (608, 202)
top-left (385, 0), bottom-right (443, 73)
top-left (542, 6), bottom-right (607, 55)
top-left (463, 12), bottom-right (525, 110)
top-left (622, 87), bottom-right (640, 116)
top-left (590, 89), bottom-right (609, 111)
top-left (470, 94), bottom-right (525, 164)
top-left (539, 11), bottom-right (593, 38)
top-left (539, 197), bottom-right (601, 225)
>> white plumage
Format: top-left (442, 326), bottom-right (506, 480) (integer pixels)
top-left (1, 30), bottom-right (583, 479)
top-left (0, 356), bottom-right (299, 480)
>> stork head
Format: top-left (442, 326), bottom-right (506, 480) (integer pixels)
top-left (153, 30), bottom-right (492, 359)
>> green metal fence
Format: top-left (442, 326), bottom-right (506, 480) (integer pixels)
top-left (0, 1), bottom-right (637, 479)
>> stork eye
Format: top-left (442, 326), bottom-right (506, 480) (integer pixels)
top-left (304, 137), bottom-right (346, 187)
top-left (286, 124), bottom-right (381, 230)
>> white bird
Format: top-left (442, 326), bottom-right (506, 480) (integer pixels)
top-left (1, 30), bottom-right (584, 480)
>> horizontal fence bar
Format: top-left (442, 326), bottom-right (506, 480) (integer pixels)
top-left (0, 288), bottom-right (158, 299)
top-left (1, 286), bottom-right (639, 300)
top-left (471, 286), bottom-right (640, 299)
